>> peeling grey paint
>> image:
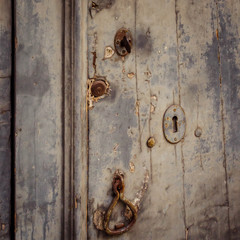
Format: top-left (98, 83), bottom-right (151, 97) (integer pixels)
top-left (12, 0), bottom-right (240, 239)
top-left (15, 0), bottom-right (67, 239)
top-left (0, 0), bottom-right (11, 239)
top-left (87, 0), bottom-right (239, 239)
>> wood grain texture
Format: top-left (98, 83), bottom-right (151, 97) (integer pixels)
top-left (87, 0), bottom-right (186, 239)
top-left (216, 1), bottom-right (240, 239)
top-left (13, 0), bottom-right (240, 239)
top-left (0, 0), bottom-right (11, 78)
top-left (133, 0), bottom-right (185, 239)
top-left (0, 1), bottom-right (12, 239)
top-left (86, 0), bottom-right (240, 239)
top-left (74, 0), bottom-right (89, 239)
top-left (15, 0), bottom-right (74, 239)
top-left (176, 0), bottom-right (229, 239)
top-left (63, 0), bottom-right (75, 239)
top-left (87, 1), bottom-right (138, 239)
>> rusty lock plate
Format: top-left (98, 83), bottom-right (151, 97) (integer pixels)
top-left (163, 105), bottom-right (186, 144)
top-left (114, 28), bottom-right (132, 56)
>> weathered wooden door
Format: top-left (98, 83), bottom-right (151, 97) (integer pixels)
top-left (85, 0), bottom-right (240, 239)
top-left (1, 0), bottom-right (240, 239)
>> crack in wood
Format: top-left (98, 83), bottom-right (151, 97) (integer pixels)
top-left (215, 1), bottom-right (231, 238)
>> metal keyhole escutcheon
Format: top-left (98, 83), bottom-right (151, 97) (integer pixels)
top-left (114, 28), bottom-right (132, 56)
top-left (163, 105), bottom-right (186, 143)
top-left (103, 171), bottom-right (138, 235)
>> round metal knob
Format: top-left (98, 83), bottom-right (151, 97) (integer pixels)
top-left (91, 80), bottom-right (107, 97)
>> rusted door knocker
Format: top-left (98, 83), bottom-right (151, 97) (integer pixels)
top-left (103, 171), bottom-right (138, 235)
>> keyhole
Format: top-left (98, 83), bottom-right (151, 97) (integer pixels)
top-left (172, 116), bottom-right (178, 133)
top-left (120, 36), bottom-right (131, 53)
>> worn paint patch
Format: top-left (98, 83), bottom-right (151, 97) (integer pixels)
top-left (93, 209), bottom-right (105, 231)
top-left (0, 30), bottom-right (11, 73)
top-left (150, 104), bottom-right (155, 113)
top-left (103, 46), bottom-right (115, 59)
top-left (133, 170), bottom-right (149, 210)
top-left (129, 162), bottom-right (135, 173)
top-left (135, 101), bottom-right (140, 116)
top-left (89, 0), bottom-right (116, 17)
top-left (0, 15), bottom-right (11, 232)
top-left (144, 68), bottom-right (152, 79)
top-left (136, 28), bottom-right (153, 56)
top-left (127, 72), bottom-right (135, 79)
top-left (217, 12), bottom-right (240, 150)
top-left (17, 55), bottom-right (51, 98)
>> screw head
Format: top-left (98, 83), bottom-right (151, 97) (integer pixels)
top-left (194, 127), bottom-right (202, 137)
top-left (91, 80), bottom-right (107, 97)
top-left (147, 137), bottom-right (156, 148)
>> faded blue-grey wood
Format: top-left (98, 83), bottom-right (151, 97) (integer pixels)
top-left (86, 0), bottom-right (240, 239)
top-left (217, 1), bottom-right (240, 239)
top-left (87, 0), bottom-right (185, 239)
top-left (74, 1), bottom-right (89, 240)
top-left (177, 1), bottom-right (229, 239)
top-left (15, 0), bottom-right (74, 239)
top-left (13, 0), bottom-right (240, 239)
top-left (0, 1), bottom-right (12, 239)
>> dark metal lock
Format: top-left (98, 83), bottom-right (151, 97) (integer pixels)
top-left (114, 28), bottom-right (132, 56)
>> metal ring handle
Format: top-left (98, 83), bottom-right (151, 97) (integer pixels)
top-left (103, 171), bottom-right (138, 235)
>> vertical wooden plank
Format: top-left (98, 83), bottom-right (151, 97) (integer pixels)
top-left (74, 0), bottom-right (89, 239)
top-left (86, 0), bottom-right (240, 239)
top-left (87, 0), bottom-right (137, 239)
top-left (177, 0), bottom-right (230, 238)
top-left (87, 0), bottom-right (186, 239)
top-left (216, 0), bottom-right (240, 239)
top-left (63, 0), bottom-right (75, 239)
top-left (0, 1), bottom-right (12, 239)
top-left (134, 0), bottom-right (185, 239)
top-left (15, 1), bottom-right (65, 239)
top-left (0, 78), bottom-right (11, 240)
top-left (0, 0), bottom-right (11, 78)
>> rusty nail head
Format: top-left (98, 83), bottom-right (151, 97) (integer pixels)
top-left (91, 80), bottom-right (107, 97)
top-left (147, 137), bottom-right (156, 148)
